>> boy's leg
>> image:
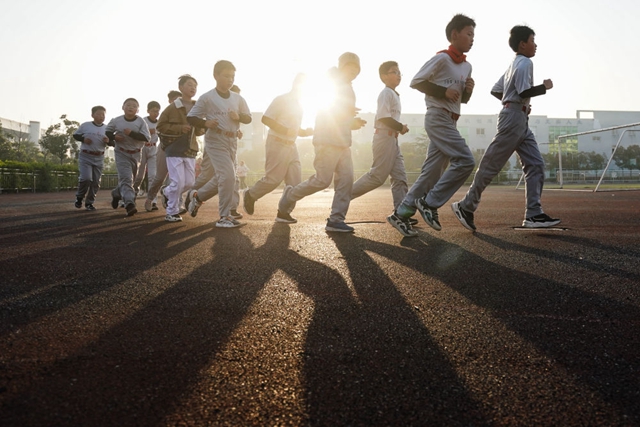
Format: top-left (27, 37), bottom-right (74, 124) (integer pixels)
top-left (423, 110), bottom-right (475, 209)
top-left (118, 153), bottom-right (139, 206)
top-left (249, 139), bottom-right (291, 200)
top-left (165, 157), bottom-right (185, 216)
top-left (351, 135), bottom-right (398, 201)
top-left (283, 145), bottom-right (302, 187)
top-left (76, 158), bottom-right (92, 201)
top-left (279, 144), bottom-right (339, 213)
top-left (460, 109), bottom-right (525, 213)
top-left (146, 149), bottom-right (157, 194)
top-left (193, 151), bottom-right (214, 190)
top-left (202, 143), bottom-right (235, 217)
top-left (147, 147), bottom-right (168, 201)
top-left (133, 149), bottom-right (148, 193)
top-left (399, 141), bottom-right (448, 215)
top-left (86, 163), bottom-right (103, 206)
top-left (388, 144), bottom-right (409, 209)
top-left (516, 128), bottom-right (545, 218)
top-left (329, 146), bottom-right (354, 224)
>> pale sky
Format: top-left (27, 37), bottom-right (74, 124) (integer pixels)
top-left (0, 0), bottom-right (636, 128)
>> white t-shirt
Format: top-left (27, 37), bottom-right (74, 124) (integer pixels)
top-left (263, 92), bottom-right (303, 142)
top-left (375, 86), bottom-right (401, 131)
top-left (493, 54), bottom-right (534, 106)
top-left (188, 89), bottom-right (251, 145)
top-left (76, 121), bottom-right (108, 153)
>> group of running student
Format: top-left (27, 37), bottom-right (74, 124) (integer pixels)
top-left (73, 13), bottom-right (560, 233)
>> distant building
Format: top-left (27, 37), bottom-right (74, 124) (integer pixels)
top-left (0, 117), bottom-right (41, 142)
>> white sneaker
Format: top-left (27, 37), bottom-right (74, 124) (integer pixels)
top-left (165, 214), bottom-right (182, 222)
top-left (144, 199), bottom-right (153, 212)
top-left (188, 190), bottom-right (202, 217)
top-left (215, 216), bottom-right (241, 228)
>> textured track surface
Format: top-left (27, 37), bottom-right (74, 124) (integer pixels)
top-left (1, 187), bottom-right (639, 426)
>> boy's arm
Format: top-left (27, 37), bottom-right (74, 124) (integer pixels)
top-left (238, 97), bottom-right (252, 124)
top-left (410, 80), bottom-right (447, 98)
top-left (491, 75), bottom-right (505, 101)
top-left (157, 106), bottom-right (186, 135)
top-left (378, 117), bottom-right (404, 132)
top-left (105, 119), bottom-right (117, 143)
top-left (518, 84), bottom-right (547, 99)
top-left (261, 116), bottom-right (290, 135)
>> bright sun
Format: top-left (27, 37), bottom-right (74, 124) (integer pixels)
top-left (299, 71), bottom-right (336, 129)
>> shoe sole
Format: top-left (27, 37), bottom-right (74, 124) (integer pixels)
top-left (451, 203), bottom-right (476, 231)
top-left (126, 208), bottom-right (137, 217)
top-left (387, 216), bottom-right (418, 237)
top-left (415, 200), bottom-right (442, 231)
top-left (275, 217), bottom-right (297, 224)
top-left (111, 197), bottom-right (120, 209)
top-left (325, 226), bottom-right (354, 233)
top-left (243, 190), bottom-right (255, 215)
top-left (522, 219), bottom-right (562, 228)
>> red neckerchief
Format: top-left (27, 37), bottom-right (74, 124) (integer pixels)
top-left (438, 45), bottom-right (466, 64)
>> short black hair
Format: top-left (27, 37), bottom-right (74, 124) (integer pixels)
top-left (91, 105), bottom-right (106, 115)
top-left (122, 98), bottom-right (139, 107)
top-left (147, 101), bottom-right (161, 110)
top-left (509, 25), bottom-right (535, 52)
top-left (445, 14), bottom-right (476, 42)
top-left (178, 74), bottom-right (198, 87)
top-left (378, 61), bottom-right (399, 79)
top-left (214, 60), bottom-right (236, 76)
top-left (167, 90), bottom-right (182, 102)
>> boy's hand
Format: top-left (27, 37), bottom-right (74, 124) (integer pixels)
top-left (228, 110), bottom-right (240, 121)
top-left (84, 137), bottom-right (92, 144)
top-left (401, 124), bottom-right (409, 135)
top-left (123, 128), bottom-right (132, 136)
top-left (237, 129), bottom-right (243, 139)
top-left (150, 128), bottom-right (156, 135)
top-left (543, 79), bottom-right (553, 90)
top-left (445, 87), bottom-right (461, 102)
top-left (299, 127), bottom-right (313, 137)
top-left (115, 133), bottom-right (126, 142)
top-left (182, 124), bottom-right (192, 134)
top-left (352, 117), bottom-right (367, 130)
top-left (102, 136), bottom-right (109, 143)
top-left (465, 77), bottom-right (475, 93)
top-left (204, 119), bottom-right (218, 129)
top-left (286, 127), bottom-right (298, 138)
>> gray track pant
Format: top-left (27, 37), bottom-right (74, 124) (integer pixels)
top-left (460, 105), bottom-right (545, 218)
top-left (351, 133), bottom-right (407, 209)
top-left (248, 136), bottom-right (301, 200)
top-left (279, 144), bottom-right (353, 223)
top-left (402, 108), bottom-right (475, 209)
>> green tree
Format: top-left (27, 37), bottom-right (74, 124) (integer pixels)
top-left (39, 115), bottom-right (79, 164)
top-left (0, 124), bottom-right (14, 160)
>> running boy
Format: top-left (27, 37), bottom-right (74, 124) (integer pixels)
top-left (106, 98), bottom-right (151, 217)
top-left (278, 52), bottom-right (366, 232)
top-left (242, 73), bottom-right (312, 221)
top-left (186, 60), bottom-right (251, 228)
top-left (134, 101), bottom-right (160, 197)
top-left (348, 61), bottom-right (412, 233)
top-left (158, 75), bottom-right (204, 222)
top-left (452, 25), bottom-right (560, 230)
top-left (73, 106), bottom-right (109, 211)
top-left (389, 14), bottom-right (476, 236)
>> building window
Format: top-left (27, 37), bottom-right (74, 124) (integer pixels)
top-left (592, 136), bottom-right (601, 141)
top-left (476, 128), bottom-right (485, 135)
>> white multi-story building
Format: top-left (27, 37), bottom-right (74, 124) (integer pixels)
top-left (0, 118), bottom-right (41, 142)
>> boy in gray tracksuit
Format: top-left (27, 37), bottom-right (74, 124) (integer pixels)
top-left (390, 14), bottom-right (476, 236)
top-left (106, 98), bottom-right (151, 217)
top-left (452, 25), bottom-right (560, 231)
top-left (278, 52), bottom-right (367, 233)
top-left (243, 73), bottom-right (313, 223)
top-left (73, 106), bottom-right (109, 211)
top-left (350, 61), bottom-right (410, 217)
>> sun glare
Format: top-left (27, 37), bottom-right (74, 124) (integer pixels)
top-left (299, 71), bottom-right (336, 129)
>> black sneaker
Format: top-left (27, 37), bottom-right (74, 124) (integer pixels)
top-left (275, 210), bottom-right (297, 224)
top-left (325, 219), bottom-right (354, 233)
top-left (160, 185), bottom-right (169, 209)
top-left (125, 203), bottom-right (137, 217)
top-left (387, 212), bottom-right (418, 237)
top-left (151, 203), bottom-right (158, 211)
top-left (75, 198), bottom-right (83, 209)
top-left (522, 213), bottom-right (561, 228)
top-left (243, 189), bottom-right (255, 215)
top-left (111, 194), bottom-right (121, 209)
top-left (85, 204), bottom-right (96, 211)
top-left (415, 197), bottom-right (441, 231)
top-left (230, 210), bottom-right (243, 220)
top-left (451, 202), bottom-right (476, 231)
top-left (408, 217), bottom-right (418, 226)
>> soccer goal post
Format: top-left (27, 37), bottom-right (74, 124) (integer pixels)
top-left (515, 122), bottom-right (640, 192)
